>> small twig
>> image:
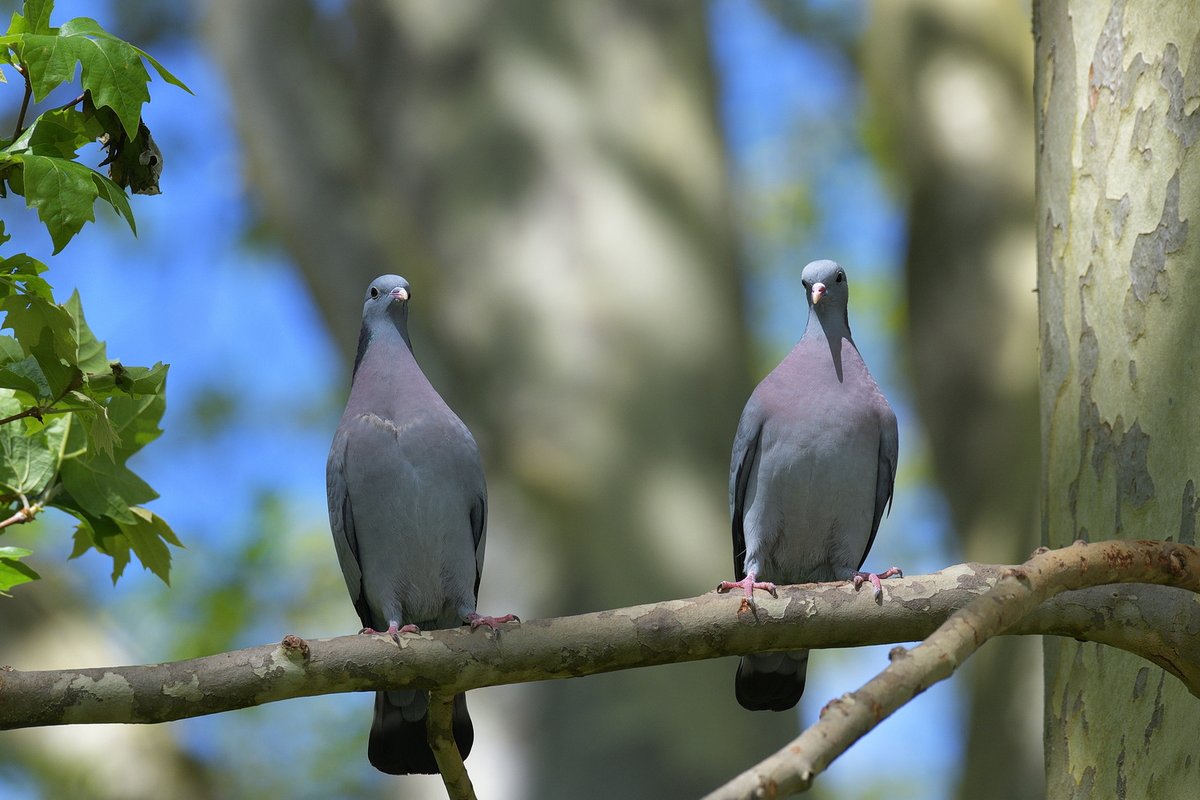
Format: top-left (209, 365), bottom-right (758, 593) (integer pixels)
top-left (0, 492), bottom-right (35, 531)
top-left (427, 693), bottom-right (477, 800)
top-left (12, 64), bottom-right (32, 140)
top-left (702, 540), bottom-right (1200, 800)
top-left (48, 92), bottom-right (86, 114)
top-left (0, 378), bottom-right (83, 426)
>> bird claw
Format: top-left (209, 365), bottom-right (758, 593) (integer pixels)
top-left (852, 567), bottom-right (903, 600)
top-left (466, 612), bottom-right (519, 636)
top-left (359, 622), bottom-right (420, 640)
top-left (718, 574), bottom-right (777, 616)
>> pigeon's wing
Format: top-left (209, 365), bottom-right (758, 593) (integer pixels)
top-left (729, 399), bottom-right (765, 582)
top-left (470, 492), bottom-right (486, 600)
top-left (860, 399), bottom-right (899, 568)
top-left (327, 421), bottom-right (372, 629)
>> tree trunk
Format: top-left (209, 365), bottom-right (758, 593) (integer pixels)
top-left (862, 2), bottom-right (1044, 796)
top-left (202, 1), bottom-right (790, 797)
top-left (1036, 1), bottom-right (1200, 796)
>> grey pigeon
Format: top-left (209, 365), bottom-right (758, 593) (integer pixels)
top-left (719, 259), bottom-right (900, 712)
top-left (327, 275), bottom-right (516, 774)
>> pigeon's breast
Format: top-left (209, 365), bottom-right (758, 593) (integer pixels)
top-left (750, 407), bottom-right (880, 583)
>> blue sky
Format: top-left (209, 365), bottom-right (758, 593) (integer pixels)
top-left (0, 2), bottom-right (961, 798)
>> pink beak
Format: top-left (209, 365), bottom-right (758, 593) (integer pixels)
top-left (810, 282), bottom-right (827, 306)
top-left (390, 286), bottom-right (409, 302)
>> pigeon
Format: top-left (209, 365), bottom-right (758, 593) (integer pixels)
top-left (327, 274), bottom-right (517, 774)
top-left (719, 259), bottom-right (900, 712)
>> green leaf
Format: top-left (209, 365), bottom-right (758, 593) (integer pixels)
top-left (120, 506), bottom-right (177, 584)
top-left (58, 17), bottom-right (192, 94)
top-left (0, 353), bottom-right (50, 399)
top-left (66, 512), bottom-right (129, 583)
top-left (21, 0), bottom-right (54, 35)
top-left (7, 108), bottom-right (95, 158)
top-left (0, 412), bottom-right (67, 494)
top-left (63, 289), bottom-right (108, 373)
top-left (0, 253), bottom-right (53, 301)
top-left (10, 153), bottom-right (97, 253)
top-left (90, 169), bottom-right (135, 230)
top-left (67, 506), bottom-right (181, 587)
top-left (57, 390), bottom-right (165, 520)
top-left (0, 335), bottom-right (25, 363)
top-left (110, 361), bottom-right (167, 395)
top-left (3, 154), bottom-right (134, 251)
top-left (22, 30), bottom-right (151, 138)
top-left (0, 545), bottom-right (39, 593)
top-left (1, 290), bottom-right (74, 351)
top-left (58, 390), bottom-right (116, 457)
top-left (58, 455), bottom-right (156, 522)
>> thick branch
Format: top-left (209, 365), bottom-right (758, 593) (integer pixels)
top-left (704, 540), bottom-right (1200, 799)
top-left (0, 542), bottom-right (1196, 732)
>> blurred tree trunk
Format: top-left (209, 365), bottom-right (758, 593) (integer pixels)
top-left (203, 1), bottom-right (790, 797)
top-left (862, 2), bottom-right (1044, 798)
top-left (1036, 1), bottom-right (1200, 795)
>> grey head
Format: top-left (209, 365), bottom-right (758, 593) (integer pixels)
top-left (354, 274), bottom-right (413, 373)
top-left (801, 259), bottom-right (851, 333)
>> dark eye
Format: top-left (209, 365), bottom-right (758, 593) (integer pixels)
top-left (835, 271), bottom-right (844, 283)
top-left (369, 287), bottom-right (380, 298)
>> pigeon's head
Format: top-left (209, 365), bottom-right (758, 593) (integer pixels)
top-left (361, 274), bottom-right (412, 325)
top-left (800, 259), bottom-right (848, 311)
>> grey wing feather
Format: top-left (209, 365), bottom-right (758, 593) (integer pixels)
top-left (470, 493), bottom-right (486, 600)
top-left (729, 401), bottom-right (764, 582)
top-left (327, 427), bottom-right (371, 628)
top-left (860, 403), bottom-right (899, 568)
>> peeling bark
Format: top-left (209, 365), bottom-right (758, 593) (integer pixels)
top-left (3, 550), bottom-right (1199, 732)
top-left (1036, 0), bottom-right (1200, 795)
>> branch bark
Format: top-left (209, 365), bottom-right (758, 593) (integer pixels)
top-left (1, 542), bottom-right (1196, 736)
top-left (428, 692), bottom-right (477, 800)
top-left (703, 540), bottom-right (1200, 799)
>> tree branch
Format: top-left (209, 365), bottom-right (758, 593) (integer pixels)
top-left (1, 541), bottom-right (1196, 737)
top-left (428, 692), bottom-right (477, 800)
top-left (703, 540), bottom-right (1200, 799)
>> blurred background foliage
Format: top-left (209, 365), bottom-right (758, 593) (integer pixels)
top-left (0, 1), bottom-right (1038, 799)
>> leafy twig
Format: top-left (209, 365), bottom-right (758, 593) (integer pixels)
top-left (702, 540), bottom-right (1200, 799)
top-left (0, 378), bottom-right (84, 427)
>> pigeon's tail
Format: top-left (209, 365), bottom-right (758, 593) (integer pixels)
top-left (368, 690), bottom-right (474, 775)
top-left (735, 650), bottom-right (808, 711)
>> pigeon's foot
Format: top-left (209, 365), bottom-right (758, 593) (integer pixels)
top-left (360, 622), bottom-right (420, 636)
top-left (466, 612), bottom-right (520, 634)
top-left (852, 567), bottom-right (904, 600)
top-left (717, 573), bottom-right (778, 612)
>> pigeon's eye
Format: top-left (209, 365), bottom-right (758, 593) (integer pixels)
top-left (369, 287), bottom-right (380, 299)
top-left (836, 271), bottom-right (844, 283)
top-left (801, 280), bottom-right (810, 290)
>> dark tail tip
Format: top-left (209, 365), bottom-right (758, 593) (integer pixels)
top-left (735, 651), bottom-right (808, 712)
top-left (368, 692), bottom-right (474, 775)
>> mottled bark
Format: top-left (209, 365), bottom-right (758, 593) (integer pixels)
top-left (706, 540), bottom-right (1200, 800)
top-left (862, 2), bottom-right (1043, 797)
top-left (201, 2), bottom-right (770, 796)
top-left (5, 551), bottom-right (1199, 733)
top-left (1036, 0), bottom-right (1200, 796)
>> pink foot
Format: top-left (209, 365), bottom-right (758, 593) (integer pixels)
top-left (359, 622), bottom-right (420, 636)
top-left (852, 567), bottom-right (903, 600)
top-left (466, 612), bottom-right (520, 633)
top-left (716, 573), bottom-right (777, 612)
